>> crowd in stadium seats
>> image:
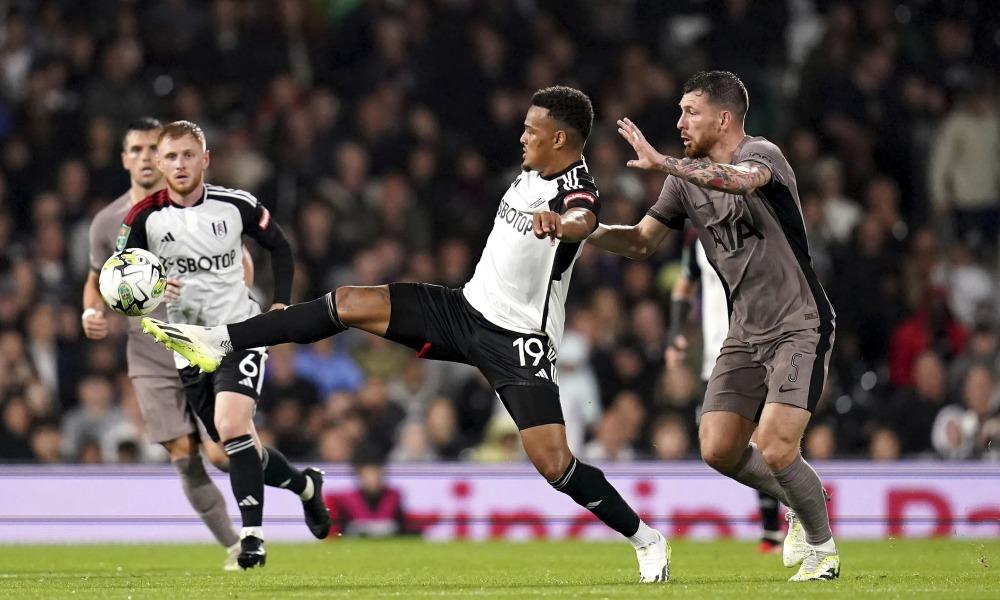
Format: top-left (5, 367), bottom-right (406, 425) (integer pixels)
top-left (1, 0), bottom-right (998, 464)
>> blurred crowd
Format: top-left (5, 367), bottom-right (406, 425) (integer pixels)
top-left (1, 0), bottom-right (999, 465)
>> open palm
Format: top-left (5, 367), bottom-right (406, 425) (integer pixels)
top-left (617, 118), bottom-right (665, 171)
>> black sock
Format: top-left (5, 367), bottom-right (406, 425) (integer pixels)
top-left (224, 435), bottom-right (264, 528)
top-left (550, 457), bottom-right (640, 537)
top-left (228, 292), bottom-right (347, 351)
top-left (261, 447), bottom-right (307, 495)
top-left (758, 490), bottom-right (781, 537)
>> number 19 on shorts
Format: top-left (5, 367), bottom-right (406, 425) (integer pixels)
top-left (512, 337), bottom-right (558, 383)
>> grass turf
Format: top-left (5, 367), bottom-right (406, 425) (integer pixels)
top-left (0, 539), bottom-right (995, 599)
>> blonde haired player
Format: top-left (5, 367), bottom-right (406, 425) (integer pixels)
top-left (83, 117), bottom-right (242, 569)
top-left (116, 120), bottom-right (330, 569)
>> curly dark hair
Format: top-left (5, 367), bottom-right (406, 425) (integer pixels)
top-left (682, 71), bottom-right (749, 121)
top-left (531, 86), bottom-right (594, 148)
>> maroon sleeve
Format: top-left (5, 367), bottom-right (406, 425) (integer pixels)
top-left (116, 190), bottom-right (167, 252)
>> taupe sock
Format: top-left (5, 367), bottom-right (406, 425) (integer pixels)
top-left (731, 443), bottom-right (791, 506)
top-left (173, 456), bottom-right (239, 547)
top-left (773, 455), bottom-right (833, 545)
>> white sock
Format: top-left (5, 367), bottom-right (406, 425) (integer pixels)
top-left (299, 474), bottom-right (315, 501)
top-left (240, 526), bottom-right (264, 540)
top-left (628, 521), bottom-right (661, 549)
top-left (808, 537), bottom-right (836, 553)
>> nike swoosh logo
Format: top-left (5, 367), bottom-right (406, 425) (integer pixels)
top-left (778, 384), bottom-right (800, 393)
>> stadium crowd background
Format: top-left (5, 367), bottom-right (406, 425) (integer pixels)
top-left (0, 0), bottom-right (998, 465)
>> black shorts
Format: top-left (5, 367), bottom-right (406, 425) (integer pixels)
top-left (178, 348), bottom-right (267, 442)
top-left (386, 283), bottom-right (563, 429)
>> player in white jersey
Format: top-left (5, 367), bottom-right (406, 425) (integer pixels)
top-left (668, 232), bottom-right (782, 553)
top-left (82, 117), bottom-right (241, 570)
top-left (142, 87), bottom-right (671, 583)
top-left (118, 121), bottom-right (331, 569)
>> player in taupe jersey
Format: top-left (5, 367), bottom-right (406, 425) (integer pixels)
top-left (590, 71), bottom-right (840, 581)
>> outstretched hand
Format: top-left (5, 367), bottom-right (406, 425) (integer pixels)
top-left (617, 118), bottom-right (665, 171)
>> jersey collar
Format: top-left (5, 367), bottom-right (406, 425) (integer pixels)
top-left (539, 158), bottom-right (585, 181)
top-left (168, 184), bottom-right (206, 208)
top-left (730, 136), bottom-right (752, 163)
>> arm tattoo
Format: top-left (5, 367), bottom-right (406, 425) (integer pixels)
top-left (660, 156), bottom-right (771, 194)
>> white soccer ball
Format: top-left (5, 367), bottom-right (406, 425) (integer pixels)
top-left (99, 248), bottom-right (167, 316)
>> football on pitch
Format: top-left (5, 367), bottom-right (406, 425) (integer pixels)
top-left (99, 248), bottom-right (167, 316)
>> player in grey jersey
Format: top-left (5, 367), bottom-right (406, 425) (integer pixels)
top-left (82, 117), bottom-right (241, 570)
top-left (590, 71), bottom-right (840, 581)
top-left (118, 121), bottom-right (331, 569)
top-left (141, 87), bottom-right (671, 583)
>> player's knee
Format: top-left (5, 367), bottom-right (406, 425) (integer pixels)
top-left (335, 286), bottom-right (387, 326)
top-left (530, 451), bottom-right (572, 482)
top-left (172, 454), bottom-right (210, 482)
top-left (333, 286), bottom-right (358, 322)
top-left (215, 418), bottom-right (250, 442)
top-left (758, 438), bottom-right (798, 471)
top-left (162, 435), bottom-right (196, 460)
top-left (700, 439), bottom-right (741, 474)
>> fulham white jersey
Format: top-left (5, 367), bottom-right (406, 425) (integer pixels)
top-left (695, 240), bottom-right (730, 381)
top-left (681, 233), bottom-right (731, 380)
top-left (118, 183), bottom-right (293, 328)
top-left (463, 160), bottom-right (599, 350)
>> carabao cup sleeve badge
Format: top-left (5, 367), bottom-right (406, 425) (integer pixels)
top-left (115, 225), bottom-right (131, 251)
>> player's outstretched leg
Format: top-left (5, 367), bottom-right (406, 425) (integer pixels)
top-left (550, 455), bottom-right (670, 583)
top-left (142, 291), bottom-right (352, 371)
top-left (262, 447), bottom-right (331, 538)
top-left (508, 386), bottom-right (669, 583)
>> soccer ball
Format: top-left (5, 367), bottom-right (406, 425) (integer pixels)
top-left (99, 248), bottom-right (167, 316)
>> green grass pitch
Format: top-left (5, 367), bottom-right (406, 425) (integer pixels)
top-left (0, 539), bottom-right (995, 598)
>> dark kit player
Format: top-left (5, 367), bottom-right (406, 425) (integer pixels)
top-left (590, 71), bottom-right (839, 581)
top-left (143, 87), bottom-right (672, 583)
top-left (117, 120), bottom-right (331, 569)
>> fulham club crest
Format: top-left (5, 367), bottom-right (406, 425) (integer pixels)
top-left (211, 220), bottom-right (228, 238)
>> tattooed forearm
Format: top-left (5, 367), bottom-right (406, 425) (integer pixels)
top-left (659, 156), bottom-right (770, 194)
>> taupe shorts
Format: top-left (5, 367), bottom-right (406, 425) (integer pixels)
top-left (703, 325), bottom-right (834, 422)
top-left (131, 376), bottom-right (197, 444)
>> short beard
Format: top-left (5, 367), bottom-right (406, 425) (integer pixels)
top-left (167, 175), bottom-right (202, 196)
top-left (684, 143), bottom-right (708, 159)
